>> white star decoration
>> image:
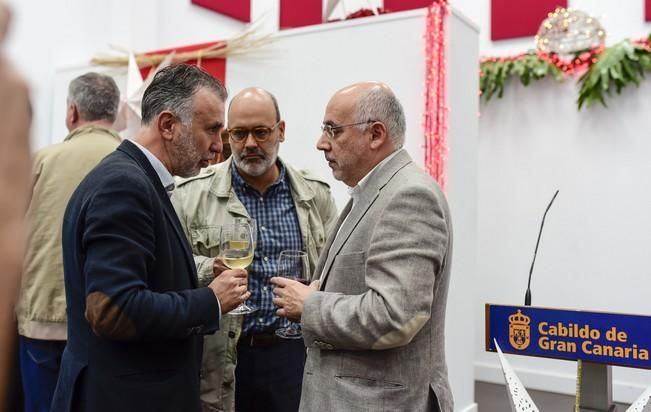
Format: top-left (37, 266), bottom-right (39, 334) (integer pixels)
top-left (114, 52), bottom-right (175, 139)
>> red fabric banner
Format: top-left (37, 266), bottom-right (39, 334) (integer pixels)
top-left (491, 0), bottom-right (567, 40)
top-left (139, 42), bottom-right (227, 84)
top-left (279, 0), bottom-right (322, 29)
top-left (383, 0), bottom-right (433, 13)
top-left (646, 0), bottom-right (651, 21)
top-left (191, 0), bottom-right (250, 22)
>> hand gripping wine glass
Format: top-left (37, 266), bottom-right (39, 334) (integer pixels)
top-left (220, 221), bottom-right (257, 315)
top-left (275, 250), bottom-right (309, 339)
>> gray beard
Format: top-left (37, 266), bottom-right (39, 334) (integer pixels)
top-left (232, 153), bottom-right (277, 177)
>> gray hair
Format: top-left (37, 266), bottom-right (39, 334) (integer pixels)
top-left (268, 90), bottom-right (281, 122)
top-left (354, 87), bottom-right (406, 147)
top-left (67, 73), bottom-right (121, 123)
top-left (141, 64), bottom-right (227, 126)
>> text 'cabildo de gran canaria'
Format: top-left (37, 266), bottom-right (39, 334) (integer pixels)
top-left (538, 322), bottom-right (649, 360)
top-left (507, 309), bottom-right (650, 361)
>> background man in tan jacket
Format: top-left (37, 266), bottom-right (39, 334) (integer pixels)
top-left (173, 87), bottom-right (338, 412)
top-left (16, 72), bottom-right (121, 411)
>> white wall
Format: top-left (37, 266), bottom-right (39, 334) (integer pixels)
top-left (445, 0), bottom-right (651, 404)
top-left (445, 10), bottom-right (480, 412)
top-left (476, 76), bottom-right (651, 404)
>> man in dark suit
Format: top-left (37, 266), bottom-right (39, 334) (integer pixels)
top-left (51, 64), bottom-right (251, 412)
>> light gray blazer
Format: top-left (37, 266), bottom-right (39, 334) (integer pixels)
top-left (300, 149), bottom-right (454, 412)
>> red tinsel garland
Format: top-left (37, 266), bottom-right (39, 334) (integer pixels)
top-left (424, 0), bottom-right (450, 190)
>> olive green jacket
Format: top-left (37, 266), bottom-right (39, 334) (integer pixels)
top-left (17, 126), bottom-right (121, 340)
top-left (171, 157), bottom-right (338, 412)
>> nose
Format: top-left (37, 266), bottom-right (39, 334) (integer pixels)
top-left (243, 132), bottom-right (259, 149)
top-left (210, 129), bottom-right (224, 153)
top-left (316, 133), bottom-right (330, 151)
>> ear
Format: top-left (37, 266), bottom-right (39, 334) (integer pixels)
top-left (277, 120), bottom-right (286, 142)
top-left (157, 111), bottom-right (177, 142)
top-left (368, 121), bottom-right (388, 150)
top-left (67, 103), bottom-right (79, 125)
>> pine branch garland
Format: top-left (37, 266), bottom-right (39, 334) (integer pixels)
top-left (480, 33), bottom-right (651, 110)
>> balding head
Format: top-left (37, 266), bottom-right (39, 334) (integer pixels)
top-left (332, 82), bottom-right (406, 147)
top-left (228, 87), bottom-right (280, 123)
top-left (317, 82), bottom-right (405, 187)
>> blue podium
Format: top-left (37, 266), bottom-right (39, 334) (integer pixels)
top-left (486, 304), bottom-right (651, 411)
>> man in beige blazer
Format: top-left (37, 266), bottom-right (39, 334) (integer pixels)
top-left (272, 82), bottom-right (453, 412)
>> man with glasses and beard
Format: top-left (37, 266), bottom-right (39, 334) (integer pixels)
top-left (172, 87), bottom-right (338, 412)
top-left (272, 82), bottom-right (453, 412)
top-left (52, 64), bottom-right (250, 412)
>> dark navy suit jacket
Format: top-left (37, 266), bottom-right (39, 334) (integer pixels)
top-left (51, 140), bottom-right (221, 412)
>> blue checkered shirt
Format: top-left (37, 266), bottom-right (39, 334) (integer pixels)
top-left (231, 162), bottom-right (303, 333)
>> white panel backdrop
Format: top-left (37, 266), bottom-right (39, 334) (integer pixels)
top-left (476, 77), bottom-right (651, 402)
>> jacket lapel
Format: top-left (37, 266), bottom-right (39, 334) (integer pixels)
top-left (318, 150), bottom-right (413, 290)
top-left (118, 140), bottom-right (198, 288)
top-left (315, 199), bottom-right (352, 283)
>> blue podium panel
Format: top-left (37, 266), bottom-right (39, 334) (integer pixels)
top-left (486, 304), bottom-right (651, 369)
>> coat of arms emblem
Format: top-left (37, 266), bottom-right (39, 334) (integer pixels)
top-left (509, 309), bottom-right (531, 350)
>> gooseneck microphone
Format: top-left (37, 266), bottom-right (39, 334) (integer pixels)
top-left (524, 190), bottom-right (559, 306)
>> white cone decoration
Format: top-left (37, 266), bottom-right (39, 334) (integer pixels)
top-left (495, 339), bottom-right (540, 412)
top-left (324, 0), bottom-right (341, 20)
top-left (626, 386), bottom-right (651, 412)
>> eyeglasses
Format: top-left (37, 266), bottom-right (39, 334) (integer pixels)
top-left (226, 121), bottom-right (281, 143)
top-left (320, 120), bottom-right (374, 139)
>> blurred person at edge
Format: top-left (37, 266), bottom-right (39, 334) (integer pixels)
top-left (0, 2), bottom-right (33, 410)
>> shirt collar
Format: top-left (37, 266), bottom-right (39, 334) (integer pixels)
top-left (231, 159), bottom-right (287, 194)
top-left (348, 148), bottom-right (402, 199)
top-left (129, 139), bottom-right (175, 193)
top-left (64, 125), bottom-right (121, 142)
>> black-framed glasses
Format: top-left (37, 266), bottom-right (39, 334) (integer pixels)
top-left (226, 121), bottom-right (281, 143)
top-left (320, 120), bottom-right (374, 139)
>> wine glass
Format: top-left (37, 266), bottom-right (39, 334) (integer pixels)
top-left (234, 217), bottom-right (257, 249)
top-left (275, 250), bottom-right (309, 339)
top-left (220, 221), bottom-right (257, 315)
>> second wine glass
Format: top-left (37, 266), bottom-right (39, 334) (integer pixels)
top-left (275, 250), bottom-right (310, 339)
top-left (220, 221), bottom-right (257, 315)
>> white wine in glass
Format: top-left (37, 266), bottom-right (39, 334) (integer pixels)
top-left (220, 222), bottom-right (257, 315)
top-left (222, 240), bottom-right (253, 269)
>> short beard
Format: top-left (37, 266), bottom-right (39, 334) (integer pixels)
top-left (170, 128), bottom-right (202, 178)
top-left (232, 146), bottom-right (278, 177)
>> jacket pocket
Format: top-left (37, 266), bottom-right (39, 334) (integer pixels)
top-left (334, 375), bottom-right (405, 389)
top-left (191, 226), bottom-right (222, 257)
top-left (332, 251), bottom-right (366, 269)
top-left (328, 251), bottom-right (367, 292)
